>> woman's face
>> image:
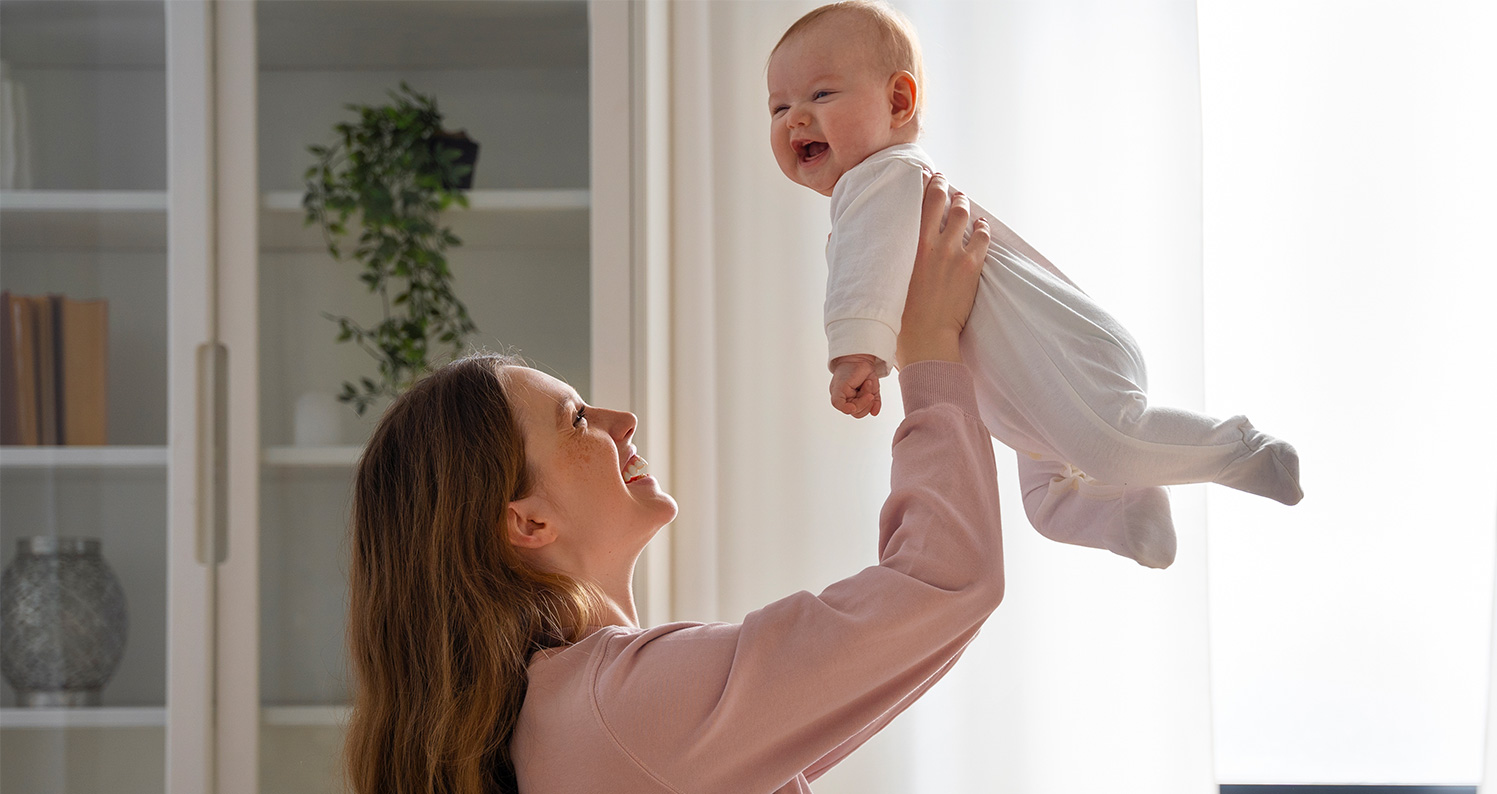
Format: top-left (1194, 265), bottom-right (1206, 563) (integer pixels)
top-left (504, 366), bottom-right (677, 559)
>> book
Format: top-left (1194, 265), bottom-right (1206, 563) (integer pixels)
top-left (9, 293), bottom-right (39, 445)
top-left (31, 295), bottom-right (58, 445)
top-left (60, 297), bottom-right (108, 445)
top-left (1, 290), bottom-right (16, 445)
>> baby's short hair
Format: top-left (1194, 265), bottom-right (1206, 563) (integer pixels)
top-left (774, 1), bottom-right (927, 123)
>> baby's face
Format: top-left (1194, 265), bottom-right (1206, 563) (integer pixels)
top-left (767, 20), bottom-right (904, 196)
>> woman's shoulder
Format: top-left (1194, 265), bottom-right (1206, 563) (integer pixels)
top-left (530, 621), bottom-right (735, 671)
top-left (517, 623), bottom-right (735, 791)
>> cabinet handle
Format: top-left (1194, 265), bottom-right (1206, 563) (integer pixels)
top-left (196, 342), bottom-right (228, 565)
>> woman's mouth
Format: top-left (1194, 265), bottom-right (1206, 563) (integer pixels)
top-left (623, 455), bottom-right (649, 484)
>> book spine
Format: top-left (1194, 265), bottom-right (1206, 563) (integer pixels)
top-left (0, 290), bottom-right (17, 445)
top-left (11, 295), bottom-right (38, 445)
top-left (31, 295), bottom-right (58, 445)
top-left (61, 297), bottom-right (109, 445)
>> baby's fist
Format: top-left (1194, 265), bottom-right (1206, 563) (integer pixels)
top-left (829, 355), bottom-right (882, 418)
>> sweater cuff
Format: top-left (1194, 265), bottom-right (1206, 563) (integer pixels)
top-left (898, 361), bottom-right (981, 419)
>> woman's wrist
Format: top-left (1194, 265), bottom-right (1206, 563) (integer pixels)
top-left (896, 328), bottom-right (962, 368)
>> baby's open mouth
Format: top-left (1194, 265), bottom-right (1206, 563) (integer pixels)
top-left (799, 141), bottom-right (828, 162)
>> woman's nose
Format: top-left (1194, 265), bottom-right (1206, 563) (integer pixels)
top-left (609, 409), bottom-right (637, 444)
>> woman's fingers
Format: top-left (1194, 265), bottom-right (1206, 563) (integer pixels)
top-left (943, 191), bottom-right (971, 246)
top-left (898, 180), bottom-right (987, 368)
top-left (921, 173), bottom-right (950, 238)
top-left (967, 216), bottom-right (992, 257)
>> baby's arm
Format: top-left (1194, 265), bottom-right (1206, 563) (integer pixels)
top-left (824, 155), bottom-right (928, 416)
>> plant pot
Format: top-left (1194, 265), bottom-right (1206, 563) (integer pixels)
top-left (431, 129), bottom-right (479, 190)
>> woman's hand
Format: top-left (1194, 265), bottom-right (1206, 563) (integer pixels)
top-left (895, 174), bottom-right (989, 368)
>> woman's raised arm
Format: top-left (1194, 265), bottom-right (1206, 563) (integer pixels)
top-left (515, 177), bottom-right (1004, 793)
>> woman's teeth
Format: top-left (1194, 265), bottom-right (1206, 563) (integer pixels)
top-left (624, 457), bottom-right (649, 484)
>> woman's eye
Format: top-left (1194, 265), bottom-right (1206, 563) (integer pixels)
top-left (573, 406), bottom-right (587, 427)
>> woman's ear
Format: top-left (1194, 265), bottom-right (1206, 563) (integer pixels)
top-left (888, 71), bottom-right (918, 130)
top-left (506, 495), bottom-right (557, 550)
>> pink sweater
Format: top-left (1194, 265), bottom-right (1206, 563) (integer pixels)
top-left (511, 361), bottom-right (1005, 793)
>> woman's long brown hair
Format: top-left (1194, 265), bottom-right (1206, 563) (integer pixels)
top-left (345, 354), bottom-right (601, 793)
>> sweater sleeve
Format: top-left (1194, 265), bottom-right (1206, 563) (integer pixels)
top-left (591, 361), bottom-right (1004, 793)
top-left (824, 154), bottom-right (927, 377)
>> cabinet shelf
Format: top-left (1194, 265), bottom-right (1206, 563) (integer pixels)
top-left (260, 189), bottom-right (589, 251)
top-left (0, 190), bottom-right (169, 250)
top-left (262, 705), bottom-right (349, 727)
top-left (0, 707), bottom-right (167, 729)
top-left (262, 446), bottom-right (362, 467)
top-left (0, 446), bottom-right (168, 469)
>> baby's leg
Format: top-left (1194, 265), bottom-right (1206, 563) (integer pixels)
top-left (1053, 401), bottom-right (1303, 506)
top-left (1016, 454), bottom-right (1177, 569)
top-left (964, 240), bottom-right (1303, 505)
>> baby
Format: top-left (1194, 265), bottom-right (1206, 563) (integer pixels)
top-left (767, 1), bottom-right (1302, 568)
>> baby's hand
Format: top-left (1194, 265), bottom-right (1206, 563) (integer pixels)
top-left (829, 355), bottom-right (882, 418)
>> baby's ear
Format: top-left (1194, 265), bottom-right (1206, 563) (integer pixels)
top-left (888, 71), bottom-right (918, 129)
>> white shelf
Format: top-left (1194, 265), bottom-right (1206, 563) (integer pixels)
top-left (260, 189), bottom-right (589, 251)
top-left (0, 190), bottom-right (168, 250)
top-left (0, 707), bottom-right (166, 729)
top-left (0, 446), bottom-right (168, 469)
top-left (262, 705), bottom-right (350, 727)
top-left (1, 190), bottom-right (168, 212)
top-left (262, 446), bottom-right (363, 467)
top-left (263, 188), bottom-right (587, 214)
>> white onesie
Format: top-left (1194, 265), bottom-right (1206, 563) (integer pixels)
top-left (826, 144), bottom-right (1302, 568)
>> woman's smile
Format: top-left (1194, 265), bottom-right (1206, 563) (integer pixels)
top-left (623, 455), bottom-right (649, 484)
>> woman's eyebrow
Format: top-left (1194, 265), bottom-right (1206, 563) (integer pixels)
top-left (554, 397), bottom-right (571, 430)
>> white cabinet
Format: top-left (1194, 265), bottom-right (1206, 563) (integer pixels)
top-left (0, 3), bottom-right (178, 793)
top-left (1, 2), bottom-right (642, 791)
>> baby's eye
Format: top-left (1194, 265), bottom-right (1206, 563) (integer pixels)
top-left (771, 105), bottom-right (788, 116)
top-left (813, 90), bottom-right (832, 100)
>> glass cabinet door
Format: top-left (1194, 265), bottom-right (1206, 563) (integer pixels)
top-left (0, 2), bottom-right (181, 792)
top-left (241, 3), bottom-right (602, 792)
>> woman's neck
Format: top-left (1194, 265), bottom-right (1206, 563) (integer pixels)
top-left (588, 563), bottom-right (641, 629)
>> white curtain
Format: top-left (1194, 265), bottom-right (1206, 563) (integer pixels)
top-left (661, 0), bottom-right (1497, 789)
top-left (1198, 0), bottom-right (1497, 785)
top-left (665, 1), bottom-right (1213, 791)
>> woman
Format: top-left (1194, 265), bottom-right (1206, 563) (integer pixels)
top-left (346, 176), bottom-right (1000, 793)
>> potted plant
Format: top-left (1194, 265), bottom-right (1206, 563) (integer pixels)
top-left (302, 82), bottom-right (480, 415)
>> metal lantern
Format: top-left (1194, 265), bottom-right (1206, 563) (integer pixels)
top-left (1, 537), bottom-right (129, 707)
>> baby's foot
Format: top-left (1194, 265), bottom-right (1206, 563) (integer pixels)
top-left (1215, 421), bottom-right (1304, 505)
top-left (1022, 465), bottom-right (1177, 569)
top-left (1113, 486), bottom-right (1177, 570)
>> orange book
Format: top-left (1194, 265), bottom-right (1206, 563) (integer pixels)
top-left (1, 290), bottom-right (17, 445)
top-left (10, 294), bottom-right (39, 445)
top-left (60, 297), bottom-right (108, 446)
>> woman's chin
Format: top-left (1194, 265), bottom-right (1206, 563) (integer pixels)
top-left (647, 494), bottom-right (679, 529)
